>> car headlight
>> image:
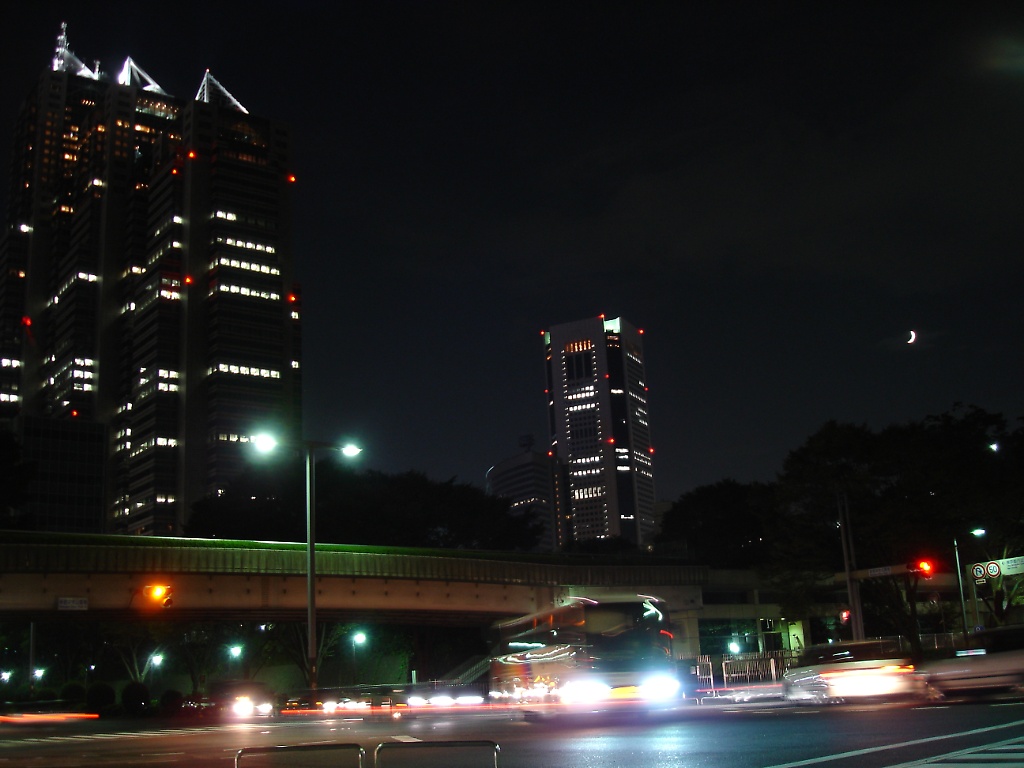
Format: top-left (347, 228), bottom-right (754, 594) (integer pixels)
top-left (232, 697), bottom-right (255, 717)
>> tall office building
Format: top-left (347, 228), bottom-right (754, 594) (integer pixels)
top-left (0, 26), bottom-right (301, 534)
top-left (486, 436), bottom-right (566, 552)
top-left (544, 315), bottom-right (656, 548)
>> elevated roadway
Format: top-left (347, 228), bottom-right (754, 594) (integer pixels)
top-left (0, 531), bottom-right (713, 628)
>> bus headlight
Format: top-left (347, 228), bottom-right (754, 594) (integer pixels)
top-left (639, 674), bottom-right (681, 701)
top-left (558, 679), bottom-right (612, 705)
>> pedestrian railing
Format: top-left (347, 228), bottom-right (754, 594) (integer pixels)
top-left (235, 740), bottom-right (500, 767)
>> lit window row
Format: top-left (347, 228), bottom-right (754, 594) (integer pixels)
top-left (566, 386), bottom-right (596, 401)
top-left (291, 360), bottom-right (300, 369)
top-left (214, 256), bottom-right (280, 275)
top-left (0, 393), bottom-right (20, 403)
top-left (1, 358), bottom-right (21, 368)
top-left (151, 215), bottom-right (183, 239)
top-left (572, 485), bottom-right (607, 500)
top-left (156, 494), bottom-right (176, 503)
top-left (568, 403), bottom-right (595, 412)
top-left (48, 271), bottom-right (99, 307)
top-left (218, 236), bottom-right (275, 254)
top-left (215, 210), bottom-right (237, 221)
top-left (210, 363), bottom-right (281, 379)
top-left (565, 340), bottom-right (594, 353)
top-left (213, 284), bottom-right (280, 301)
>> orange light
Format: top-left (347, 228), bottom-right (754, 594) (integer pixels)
top-left (288, 293), bottom-right (297, 302)
top-left (287, 174), bottom-right (297, 183)
top-left (638, 329), bottom-right (644, 334)
top-left (21, 316), bottom-right (31, 327)
top-left (184, 275), bottom-right (193, 284)
top-left (648, 447), bottom-right (655, 454)
top-left (918, 560), bottom-right (933, 574)
top-left (187, 150), bottom-right (196, 159)
top-left (70, 410), bottom-right (78, 417)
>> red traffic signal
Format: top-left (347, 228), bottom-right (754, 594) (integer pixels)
top-left (839, 609), bottom-right (851, 624)
top-left (907, 560), bottom-right (934, 579)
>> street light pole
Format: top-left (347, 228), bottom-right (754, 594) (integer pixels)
top-left (954, 528), bottom-right (986, 644)
top-left (251, 434), bottom-right (361, 691)
top-left (954, 537), bottom-right (968, 642)
top-left (305, 444), bottom-right (317, 689)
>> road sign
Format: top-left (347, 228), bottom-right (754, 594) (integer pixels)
top-left (971, 558), bottom-right (1024, 579)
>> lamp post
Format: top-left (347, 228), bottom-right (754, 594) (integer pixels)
top-left (251, 434), bottom-right (362, 690)
top-left (351, 631), bottom-right (367, 683)
top-left (954, 528), bottom-right (986, 641)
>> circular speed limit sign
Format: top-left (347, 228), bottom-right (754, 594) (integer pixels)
top-left (987, 561), bottom-right (1002, 578)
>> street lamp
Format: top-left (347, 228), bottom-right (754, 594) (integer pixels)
top-left (954, 528), bottom-right (986, 641)
top-left (251, 433), bottom-right (362, 689)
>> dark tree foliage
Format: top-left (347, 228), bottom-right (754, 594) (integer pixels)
top-left (184, 460), bottom-right (542, 551)
top-left (0, 428), bottom-right (35, 528)
top-left (764, 405), bottom-right (1023, 650)
top-left (656, 479), bottom-right (775, 567)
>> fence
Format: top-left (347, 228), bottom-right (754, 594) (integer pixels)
top-left (236, 740), bottom-right (501, 768)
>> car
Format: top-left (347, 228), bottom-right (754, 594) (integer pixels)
top-left (918, 625), bottom-right (1024, 697)
top-left (783, 639), bottom-right (923, 704)
top-left (206, 680), bottom-right (277, 718)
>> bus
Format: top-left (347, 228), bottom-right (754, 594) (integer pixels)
top-left (488, 595), bottom-right (685, 711)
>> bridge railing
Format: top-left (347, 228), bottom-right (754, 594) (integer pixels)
top-left (0, 531), bottom-right (710, 588)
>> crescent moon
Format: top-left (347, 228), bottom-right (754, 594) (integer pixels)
top-left (907, 330), bottom-right (917, 344)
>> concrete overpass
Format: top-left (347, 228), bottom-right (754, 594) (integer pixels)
top-left (0, 531), bottom-right (718, 625)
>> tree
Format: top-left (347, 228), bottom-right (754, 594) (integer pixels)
top-left (765, 406), bottom-right (1023, 652)
top-left (656, 479), bottom-right (775, 567)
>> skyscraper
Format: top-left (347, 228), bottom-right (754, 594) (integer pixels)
top-left (544, 315), bottom-right (656, 548)
top-left (0, 26), bottom-right (301, 534)
top-left (486, 436), bottom-right (566, 552)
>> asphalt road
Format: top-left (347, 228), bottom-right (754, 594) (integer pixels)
top-left (3, 700), bottom-right (1024, 767)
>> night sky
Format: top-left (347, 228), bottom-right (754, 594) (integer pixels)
top-left (2, 3), bottom-right (1022, 502)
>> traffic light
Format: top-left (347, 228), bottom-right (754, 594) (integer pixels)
top-left (907, 560), bottom-right (934, 579)
top-left (839, 608), bottom-right (851, 624)
top-left (143, 584), bottom-right (173, 607)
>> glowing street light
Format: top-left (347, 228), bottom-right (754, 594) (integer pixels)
top-left (251, 433), bottom-right (362, 689)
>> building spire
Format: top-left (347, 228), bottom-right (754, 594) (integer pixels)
top-left (195, 70), bottom-right (249, 114)
top-left (117, 57), bottom-right (167, 93)
top-left (52, 22), bottom-right (98, 79)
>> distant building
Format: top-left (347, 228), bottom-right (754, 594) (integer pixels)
top-left (486, 437), bottom-right (566, 552)
top-left (543, 316), bottom-right (656, 548)
top-left (0, 26), bottom-right (301, 534)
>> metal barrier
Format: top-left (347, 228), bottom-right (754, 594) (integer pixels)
top-left (235, 743), bottom-right (366, 767)
top-left (235, 740), bottom-right (501, 767)
top-left (375, 740), bottom-right (500, 767)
